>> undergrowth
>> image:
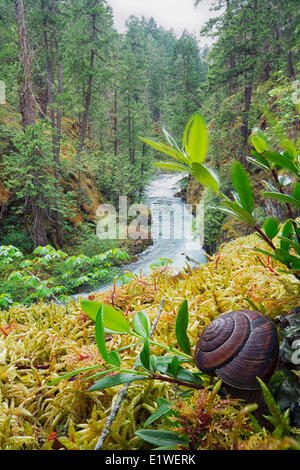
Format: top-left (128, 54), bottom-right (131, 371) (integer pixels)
top-left (0, 231), bottom-right (299, 450)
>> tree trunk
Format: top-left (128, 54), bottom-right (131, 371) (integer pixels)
top-left (14, 0), bottom-right (35, 128)
top-left (41, 0), bottom-right (63, 247)
top-left (113, 88), bottom-right (118, 156)
top-left (76, 1), bottom-right (98, 206)
top-left (240, 0), bottom-right (257, 163)
top-left (32, 201), bottom-right (48, 247)
top-left (241, 85), bottom-right (253, 155)
top-left (288, 51), bottom-right (295, 78)
top-left (15, 0), bottom-right (48, 247)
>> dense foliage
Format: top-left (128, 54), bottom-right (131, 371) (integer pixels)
top-left (0, 0), bottom-right (207, 253)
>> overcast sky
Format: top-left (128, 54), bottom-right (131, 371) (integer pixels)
top-left (107, 0), bottom-right (219, 44)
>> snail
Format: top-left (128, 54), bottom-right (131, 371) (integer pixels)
top-left (194, 310), bottom-right (279, 390)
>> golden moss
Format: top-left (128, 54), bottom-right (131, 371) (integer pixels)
top-left (0, 231), bottom-right (299, 450)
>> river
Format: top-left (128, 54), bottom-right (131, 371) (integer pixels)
top-left (76, 172), bottom-right (206, 297)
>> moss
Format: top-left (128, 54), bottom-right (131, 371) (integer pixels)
top-left (0, 231), bottom-right (299, 449)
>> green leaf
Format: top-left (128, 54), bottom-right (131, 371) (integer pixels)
top-left (278, 236), bottom-right (300, 255)
top-left (89, 373), bottom-right (149, 391)
top-left (175, 299), bottom-right (191, 355)
top-left (140, 339), bottom-right (150, 370)
top-left (155, 161), bottom-right (190, 173)
top-left (290, 255), bottom-right (300, 270)
top-left (144, 399), bottom-right (174, 427)
top-left (95, 305), bottom-right (109, 363)
top-left (231, 161), bottom-right (254, 213)
top-left (157, 360), bottom-right (201, 385)
top-left (281, 139), bottom-right (296, 159)
top-left (81, 300), bottom-right (130, 333)
top-left (274, 248), bottom-right (292, 265)
top-left (139, 137), bottom-right (187, 164)
top-left (221, 199), bottom-right (256, 226)
top-left (135, 430), bottom-right (188, 448)
top-left (280, 220), bottom-right (294, 251)
top-left (169, 355), bottom-right (180, 378)
top-left (48, 366), bottom-right (114, 385)
top-left (247, 156), bottom-right (270, 172)
top-left (251, 135), bottom-right (268, 153)
top-left (263, 217), bottom-right (280, 240)
top-left (292, 182), bottom-right (300, 202)
top-left (249, 150), bottom-right (271, 170)
top-left (150, 355), bottom-right (158, 372)
top-left (191, 162), bottom-right (219, 193)
top-left (132, 311), bottom-right (151, 338)
top-left (162, 127), bottom-right (181, 152)
top-left (108, 351), bottom-right (121, 368)
top-left (252, 247), bottom-right (277, 259)
top-left (183, 114), bottom-right (208, 163)
top-left (263, 151), bottom-right (299, 175)
top-left (262, 192), bottom-right (300, 207)
top-left (257, 377), bottom-right (281, 420)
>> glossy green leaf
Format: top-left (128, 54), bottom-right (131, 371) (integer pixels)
top-left (155, 161), bottom-right (191, 173)
top-left (222, 199), bottom-right (256, 226)
top-left (108, 351), bottom-right (121, 368)
top-left (135, 430), bottom-right (188, 448)
top-left (263, 151), bottom-right (299, 175)
top-left (281, 139), bottom-right (296, 159)
top-left (292, 182), bottom-right (300, 202)
top-left (278, 236), bottom-right (300, 255)
top-left (231, 161), bottom-right (254, 213)
top-left (150, 355), bottom-right (158, 372)
top-left (183, 114), bottom-right (208, 163)
top-left (139, 137), bottom-right (187, 164)
top-left (81, 300), bottom-right (130, 333)
top-left (144, 398), bottom-right (174, 427)
top-left (132, 311), bottom-right (151, 338)
top-left (162, 127), bottom-right (181, 152)
top-left (247, 156), bottom-right (270, 172)
top-left (274, 248), bottom-right (292, 265)
top-left (249, 150), bottom-right (271, 170)
top-left (262, 192), bottom-right (300, 207)
top-left (89, 373), bottom-right (149, 391)
top-left (140, 339), bottom-right (150, 370)
top-left (191, 162), bottom-right (219, 193)
top-left (169, 355), bottom-right (179, 378)
top-left (263, 217), bottom-right (280, 240)
top-left (252, 247), bottom-right (277, 259)
top-left (175, 299), bottom-right (191, 355)
top-left (95, 305), bottom-right (109, 363)
top-left (290, 255), bottom-right (300, 269)
top-left (251, 135), bottom-right (268, 153)
top-left (280, 220), bottom-right (294, 251)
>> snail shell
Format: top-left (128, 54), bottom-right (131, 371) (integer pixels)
top-left (194, 310), bottom-right (279, 390)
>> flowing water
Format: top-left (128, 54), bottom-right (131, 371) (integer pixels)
top-left (76, 172), bottom-right (206, 298)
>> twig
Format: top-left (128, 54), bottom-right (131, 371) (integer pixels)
top-left (94, 298), bottom-right (165, 451)
top-left (16, 363), bottom-right (50, 370)
top-left (149, 373), bottom-right (202, 390)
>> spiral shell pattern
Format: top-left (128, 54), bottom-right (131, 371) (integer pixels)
top-left (194, 310), bottom-right (279, 390)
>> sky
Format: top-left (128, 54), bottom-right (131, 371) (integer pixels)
top-left (107, 0), bottom-right (219, 43)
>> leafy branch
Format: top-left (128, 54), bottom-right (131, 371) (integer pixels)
top-left (140, 113), bottom-right (300, 281)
